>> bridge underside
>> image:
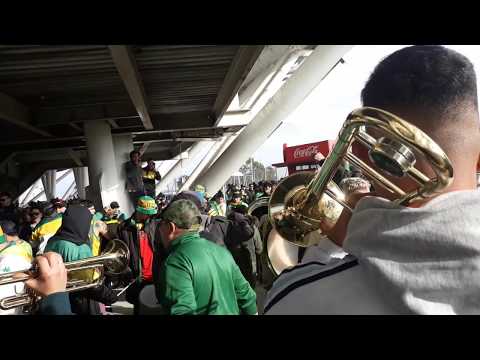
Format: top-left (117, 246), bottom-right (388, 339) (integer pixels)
top-left (0, 45), bottom-right (263, 197)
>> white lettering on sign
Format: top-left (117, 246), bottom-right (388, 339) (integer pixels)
top-left (293, 145), bottom-right (319, 159)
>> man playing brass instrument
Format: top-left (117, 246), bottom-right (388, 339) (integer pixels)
top-left (264, 45), bottom-right (480, 315)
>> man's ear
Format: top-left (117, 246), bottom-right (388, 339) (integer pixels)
top-left (168, 221), bottom-right (176, 233)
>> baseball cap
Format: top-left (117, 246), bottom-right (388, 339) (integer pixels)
top-left (171, 191), bottom-right (204, 212)
top-left (161, 199), bottom-right (201, 230)
top-left (136, 196), bottom-right (158, 215)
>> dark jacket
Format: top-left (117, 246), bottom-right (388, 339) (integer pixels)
top-left (117, 216), bottom-right (158, 281)
top-left (225, 212), bottom-right (257, 287)
top-left (199, 215), bottom-right (230, 247)
top-left (125, 161), bottom-right (145, 192)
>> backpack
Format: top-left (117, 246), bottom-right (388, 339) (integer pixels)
top-left (225, 212), bottom-right (255, 248)
top-left (200, 215), bottom-right (230, 247)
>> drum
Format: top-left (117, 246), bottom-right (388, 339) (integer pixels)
top-left (138, 284), bottom-right (165, 315)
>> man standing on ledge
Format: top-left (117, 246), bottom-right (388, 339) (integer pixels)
top-left (126, 150), bottom-right (145, 208)
top-left (155, 199), bottom-right (257, 315)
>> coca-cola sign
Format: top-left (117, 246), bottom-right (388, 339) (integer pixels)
top-left (293, 145), bottom-right (319, 159)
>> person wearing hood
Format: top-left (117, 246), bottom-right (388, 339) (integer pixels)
top-left (264, 45), bottom-right (480, 315)
top-left (44, 205), bottom-right (117, 315)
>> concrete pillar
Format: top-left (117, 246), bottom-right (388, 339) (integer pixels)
top-left (84, 120), bottom-right (125, 212)
top-left (196, 45), bottom-right (353, 194)
top-left (41, 170), bottom-right (57, 200)
top-left (73, 167), bottom-right (89, 199)
top-left (112, 134), bottom-right (135, 216)
top-left (156, 141), bottom-right (213, 193)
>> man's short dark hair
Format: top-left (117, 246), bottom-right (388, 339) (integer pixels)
top-left (110, 201), bottom-right (120, 209)
top-left (29, 203), bottom-right (44, 214)
top-left (130, 150), bottom-right (141, 159)
top-left (51, 198), bottom-right (66, 209)
top-left (361, 46), bottom-right (478, 118)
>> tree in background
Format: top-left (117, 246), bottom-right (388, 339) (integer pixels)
top-left (228, 158), bottom-right (277, 185)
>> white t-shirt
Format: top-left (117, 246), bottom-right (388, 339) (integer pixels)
top-left (0, 241), bottom-right (33, 315)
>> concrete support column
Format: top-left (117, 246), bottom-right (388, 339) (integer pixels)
top-left (73, 167), bottom-right (89, 199)
top-left (84, 121), bottom-right (125, 212)
top-left (41, 170), bottom-right (57, 200)
top-left (196, 45), bottom-right (353, 195)
top-left (112, 134), bottom-right (135, 216)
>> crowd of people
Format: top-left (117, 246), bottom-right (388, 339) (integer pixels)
top-left (1, 45), bottom-right (479, 315)
top-left (0, 156), bottom-right (281, 315)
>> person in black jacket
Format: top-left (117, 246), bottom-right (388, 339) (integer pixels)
top-left (117, 196), bottom-right (158, 315)
top-left (226, 205), bottom-right (257, 288)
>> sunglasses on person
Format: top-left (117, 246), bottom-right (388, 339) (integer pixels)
top-left (0, 198), bottom-right (8, 202)
top-left (31, 211), bottom-right (41, 217)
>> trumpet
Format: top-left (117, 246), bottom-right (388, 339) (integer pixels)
top-left (269, 107), bottom-right (454, 248)
top-left (0, 239), bottom-right (129, 311)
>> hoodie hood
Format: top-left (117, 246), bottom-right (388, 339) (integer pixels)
top-left (48, 205), bottom-right (92, 246)
top-left (343, 190), bottom-right (480, 315)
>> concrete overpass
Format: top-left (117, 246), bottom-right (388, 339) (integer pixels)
top-left (0, 45), bottom-right (263, 207)
top-left (0, 45), bottom-right (352, 214)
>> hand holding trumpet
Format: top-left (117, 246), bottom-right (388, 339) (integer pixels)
top-left (25, 252), bottom-right (68, 297)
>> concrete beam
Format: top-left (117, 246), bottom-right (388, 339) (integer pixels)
top-left (68, 149), bottom-right (84, 167)
top-left (197, 45), bottom-right (353, 194)
top-left (0, 92), bottom-right (53, 137)
top-left (69, 122), bottom-right (83, 132)
top-left (212, 46), bottom-right (264, 126)
top-left (109, 45), bottom-right (154, 130)
top-left (35, 102), bottom-right (138, 127)
top-left (107, 119), bottom-right (120, 129)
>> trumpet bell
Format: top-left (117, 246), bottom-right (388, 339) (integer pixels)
top-left (101, 239), bottom-right (130, 275)
top-left (269, 171), bottom-right (345, 247)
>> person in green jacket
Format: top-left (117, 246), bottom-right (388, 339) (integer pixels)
top-left (156, 199), bottom-right (258, 315)
top-left (44, 205), bottom-right (117, 315)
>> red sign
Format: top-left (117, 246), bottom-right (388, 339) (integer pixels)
top-left (284, 141), bottom-right (335, 165)
top-left (273, 140), bottom-right (335, 176)
top-left (293, 144), bottom-right (320, 160)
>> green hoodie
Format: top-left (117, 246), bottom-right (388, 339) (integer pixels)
top-left (156, 232), bottom-right (257, 315)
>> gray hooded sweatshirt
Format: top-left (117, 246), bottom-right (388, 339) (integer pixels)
top-left (264, 190), bottom-right (480, 315)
